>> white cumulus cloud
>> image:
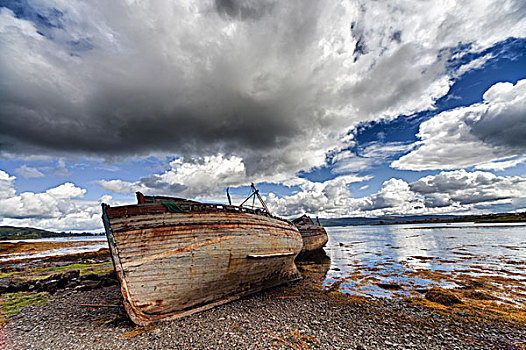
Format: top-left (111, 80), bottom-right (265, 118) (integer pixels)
top-left (392, 79), bottom-right (526, 171)
top-left (0, 170), bottom-right (107, 232)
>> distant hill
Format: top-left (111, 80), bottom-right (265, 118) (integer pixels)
top-left (0, 226), bottom-right (103, 240)
top-left (319, 212), bottom-right (526, 227)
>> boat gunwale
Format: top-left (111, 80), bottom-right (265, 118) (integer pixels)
top-left (104, 201), bottom-right (293, 225)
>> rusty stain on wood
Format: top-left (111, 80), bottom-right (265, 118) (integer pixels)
top-left (101, 194), bottom-right (303, 325)
top-left (123, 235), bottom-right (235, 268)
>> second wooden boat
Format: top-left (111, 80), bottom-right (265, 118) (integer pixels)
top-left (292, 215), bottom-right (329, 258)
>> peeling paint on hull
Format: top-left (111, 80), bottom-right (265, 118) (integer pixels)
top-left (102, 203), bottom-right (303, 325)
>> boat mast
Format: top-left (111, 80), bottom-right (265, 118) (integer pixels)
top-left (251, 183), bottom-right (271, 215)
top-left (226, 188), bottom-right (232, 205)
top-left (238, 183), bottom-right (272, 215)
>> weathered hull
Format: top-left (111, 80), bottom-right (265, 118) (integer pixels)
top-left (296, 225), bottom-right (329, 257)
top-left (102, 204), bottom-right (302, 325)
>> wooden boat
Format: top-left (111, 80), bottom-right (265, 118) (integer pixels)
top-left (292, 215), bottom-right (329, 258)
top-left (101, 186), bottom-right (303, 325)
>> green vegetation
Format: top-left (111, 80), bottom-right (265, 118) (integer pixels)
top-left (0, 226), bottom-right (58, 240)
top-left (0, 272), bottom-right (16, 279)
top-left (0, 226), bottom-right (103, 240)
top-left (3, 262), bottom-right (113, 281)
top-left (29, 262), bottom-right (112, 279)
top-left (0, 292), bottom-right (49, 318)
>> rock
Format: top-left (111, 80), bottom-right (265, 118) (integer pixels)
top-left (377, 283), bottom-right (402, 290)
top-left (425, 288), bottom-right (462, 306)
top-left (78, 280), bottom-right (101, 291)
top-left (100, 276), bottom-right (118, 287)
top-left (415, 288), bottom-right (429, 294)
top-left (0, 279), bottom-right (10, 294)
top-left (464, 290), bottom-right (494, 300)
top-left (66, 278), bottom-right (80, 289)
top-left (81, 273), bottom-right (100, 281)
top-left (4, 279), bottom-right (31, 293)
top-left (63, 270), bottom-right (80, 281)
top-left (40, 279), bottom-right (60, 294)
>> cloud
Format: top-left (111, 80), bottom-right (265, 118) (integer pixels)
top-left (100, 154), bottom-right (248, 198)
top-left (0, 170), bottom-right (16, 199)
top-left (269, 169), bottom-right (526, 217)
top-left (454, 53), bottom-right (494, 77)
top-left (0, 169), bottom-right (122, 232)
top-left (475, 156), bottom-right (526, 171)
top-left (99, 153), bottom-right (374, 203)
top-left (266, 175), bottom-right (371, 217)
top-left (392, 79), bottom-right (526, 170)
top-left (15, 165), bottom-right (44, 178)
top-left (469, 80), bottom-right (526, 149)
top-left (410, 169), bottom-right (526, 207)
top-left (3, 164), bottom-right (526, 230)
top-left (1, 1), bottom-right (525, 180)
top-left (0, 179), bottom-right (86, 219)
top-left (332, 142), bottom-right (413, 174)
top-left (359, 178), bottom-right (421, 211)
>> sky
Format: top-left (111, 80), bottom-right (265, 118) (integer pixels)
top-left (0, 0), bottom-right (525, 232)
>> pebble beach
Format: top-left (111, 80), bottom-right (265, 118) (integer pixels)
top-left (0, 243), bottom-right (524, 350)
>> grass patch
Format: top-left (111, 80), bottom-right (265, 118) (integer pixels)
top-left (20, 261), bottom-right (113, 281)
top-left (1, 261), bottom-right (113, 282)
top-left (0, 272), bottom-right (15, 279)
top-left (39, 261), bottom-right (112, 273)
top-left (83, 267), bottom-right (113, 276)
top-left (0, 292), bottom-right (49, 318)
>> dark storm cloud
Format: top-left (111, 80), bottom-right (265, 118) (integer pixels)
top-left (1, 0), bottom-right (526, 179)
top-left (215, 0), bottom-right (274, 20)
top-left (138, 175), bottom-right (187, 194)
top-left (0, 89), bottom-right (297, 156)
top-left (0, 0), bottom-right (323, 166)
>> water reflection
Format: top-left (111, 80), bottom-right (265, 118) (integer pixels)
top-left (320, 223), bottom-right (526, 306)
top-left (295, 250), bottom-right (331, 283)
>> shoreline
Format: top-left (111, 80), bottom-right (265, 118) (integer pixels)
top-left (0, 250), bottom-right (525, 349)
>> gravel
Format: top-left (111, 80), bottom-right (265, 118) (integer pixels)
top-left (1, 280), bottom-right (524, 350)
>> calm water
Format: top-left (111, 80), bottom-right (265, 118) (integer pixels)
top-left (321, 223), bottom-right (526, 304)
top-left (0, 235), bottom-right (107, 262)
top-left (1, 235), bottom-right (106, 244)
